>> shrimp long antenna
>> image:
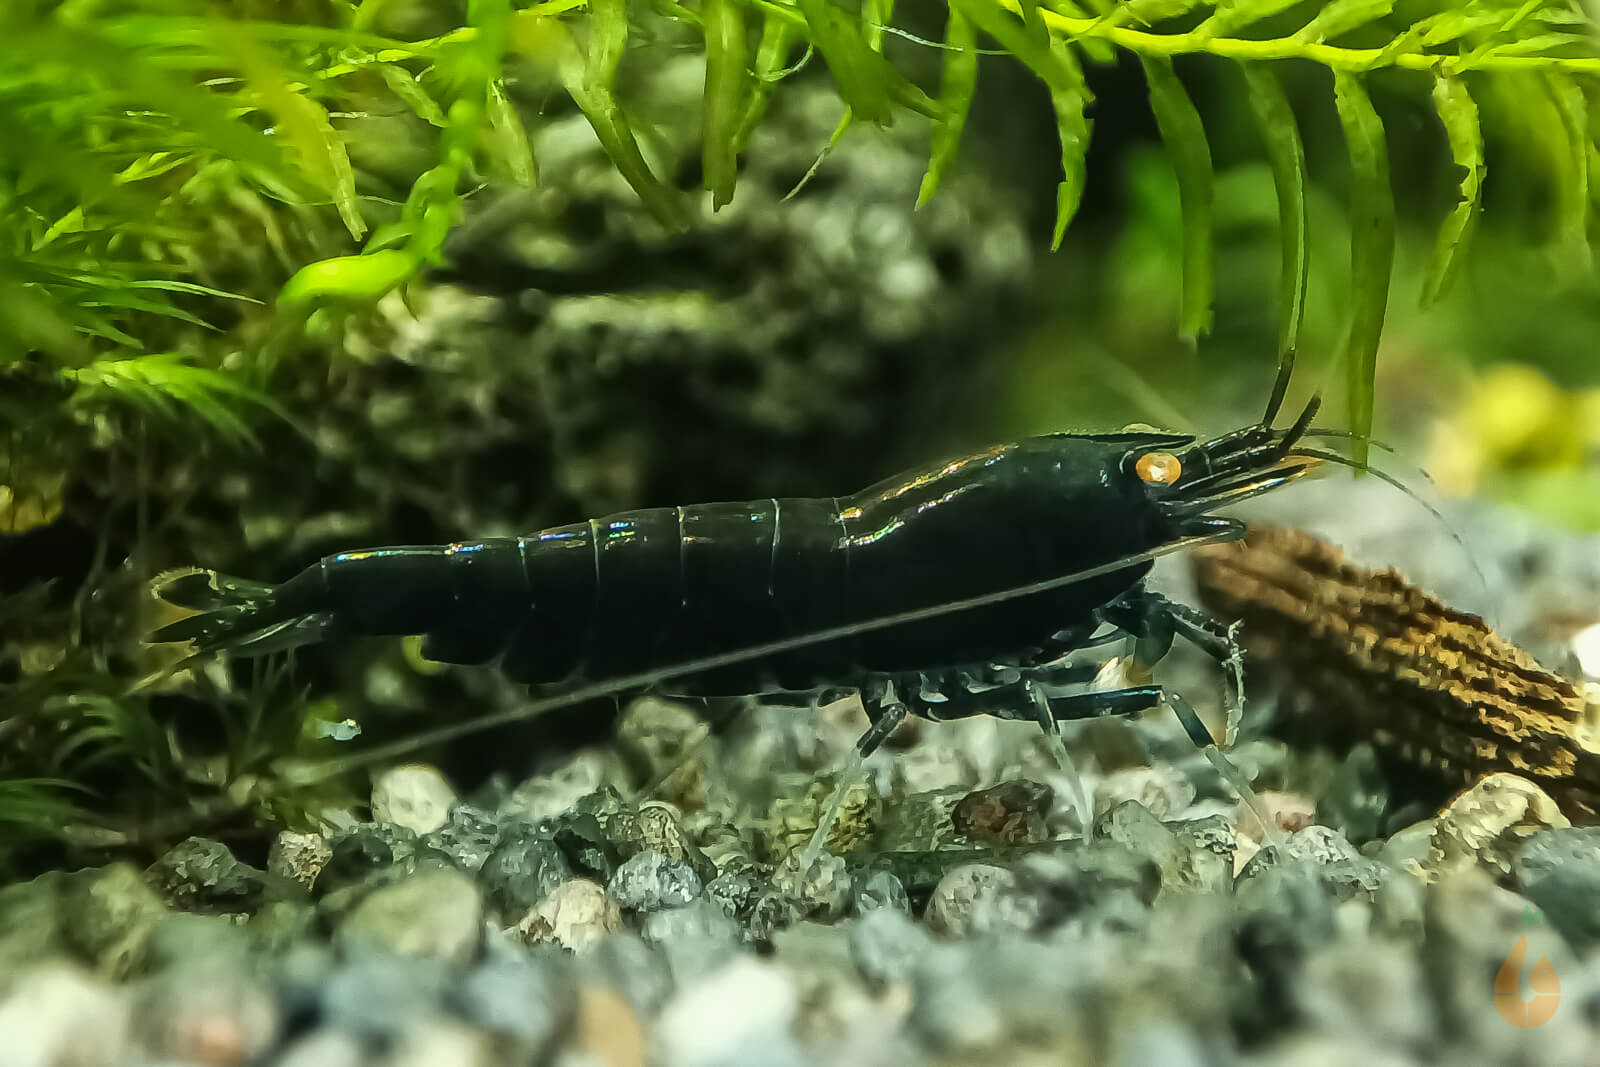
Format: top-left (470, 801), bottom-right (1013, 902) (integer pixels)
top-left (1287, 446), bottom-right (1487, 593)
top-left (283, 528), bottom-right (1242, 784)
top-left (1261, 348), bottom-right (1295, 428)
top-left (1297, 429), bottom-right (1398, 456)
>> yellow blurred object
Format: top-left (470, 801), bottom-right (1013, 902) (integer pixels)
top-left (1427, 363), bottom-right (1590, 497)
top-left (403, 633), bottom-right (447, 675)
top-left (0, 475), bottom-right (65, 533)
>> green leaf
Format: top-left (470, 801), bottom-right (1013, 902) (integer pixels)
top-left (864, 0), bottom-right (896, 51)
top-left (1546, 72), bottom-right (1592, 268)
top-left (514, 10), bottom-right (688, 228)
top-left (733, 8), bottom-right (800, 151)
top-left (1482, 32), bottom-right (1594, 57)
top-left (237, 52), bottom-right (367, 239)
top-left (947, 0), bottom-right (1093, 246)
top-left (785, 109), bottom-right (854, 200)
top-left (795, 0), bottom-right (892, 123)
top-left (1421, 75), bottom-right (1483, 306)
top-left (74, 292), bottom-right (218, 331)
top-left (1142, 57), bottom-right (1214, 342)
top-left (1333, 71), bottom-right (1394, 468)
top-left (917, 6), bottom-right (977, 207)
top-left (1108, 0), bottom-right (1205, 28)
top-left (126, 280), bottom-right (260, 302)
top-left (1295, 0), bottom-right (1396, 43)
top-left (1050, 67), bottom-right (1093, 249)
top-left (67, 354), bottom-right (288, 447)
top-left (377, 63), bottom-right (447, 126)
top-left (1195, 0), bottom-right (1302, 38)
top-left (703, 0), bottom-right (751, 209)
top-left (1241, 63), bottom-right (1307, 357)
top-left (486, 79), bottom-right (538, 186)
top-left (280, 248), bottom-right (421, 307)
top-left (794, 0), bottom-right (936, 124)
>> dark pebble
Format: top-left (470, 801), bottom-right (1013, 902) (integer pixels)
top-left (319, 824), bottom-right (446, 896)
top-left (951, 779), bottom-right (1053, 846)
top-left (544, 810), bottom-right (623, 883)
top-left (422, 804), bottom-right (502, 874)
top-left (478, 821), bottom-right (574, 919)
top-left (147, 838), bottom-right (300, 915)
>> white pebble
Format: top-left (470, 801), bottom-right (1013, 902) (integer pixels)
top-left (371, 764), bottom-right (459, 835)
top-left (655, 957), bottom-right (797, 1067)
top-left (0, 961), bottom-right (130, 1067)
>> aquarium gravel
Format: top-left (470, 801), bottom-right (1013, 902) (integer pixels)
top-left (4, 485), bottom-right (1600, 1067)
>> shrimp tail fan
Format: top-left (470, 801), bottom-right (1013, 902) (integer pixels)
top-left (146, 567), bottom-right (332, 656)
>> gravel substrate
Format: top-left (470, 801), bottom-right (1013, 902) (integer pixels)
top-left (6, 484), bottom-right (1600, 1067)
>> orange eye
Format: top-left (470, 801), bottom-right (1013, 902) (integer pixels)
top-left (1135, 452), bottom-right (1182, 486)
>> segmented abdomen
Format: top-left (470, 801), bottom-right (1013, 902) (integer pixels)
top-left (411, 498), bottom-right (854, 691)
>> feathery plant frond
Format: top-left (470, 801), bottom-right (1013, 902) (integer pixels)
top-left (879, 0), bottom-right (1599, 451)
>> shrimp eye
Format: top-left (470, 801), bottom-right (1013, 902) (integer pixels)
top-left (1135, 451), bottom-right (1182, 486)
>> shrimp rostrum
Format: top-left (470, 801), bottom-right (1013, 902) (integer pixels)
top-left (150, 353), bottom-right (1333, 766)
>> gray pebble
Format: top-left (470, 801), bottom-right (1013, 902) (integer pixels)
top-left (0, 872), bottom-right (70, 975)
top-left (924, 864), bottom-right (1016, 938)
top-left (336, 866), bottom-right (483, 967)
top-left (423, 805), bottom-right (502, 874)
top-left (1095, 801), bottom-right (1229, 896)
top-left (609, 851), bottom-right (702, 912)
top-left (319, 952), bottom-right (450, 1039)
top-left (705, 871), bottom-right (758, 919)
top-left (643, 900), bottom-right (747, 984)
top-left (1513, 826), bottom-right (1600, 951)
top-left (130, 959), bottom-right (280, 1066)
top-left (60, 864), bottom-right (170, 978)
top-left (909, 938), bottom-right (1082, 1053)
top-left (852, 869), bottom-right (909, 914)
top-left (847, 906), bottom-right (931, 988)
top-left (452, 950), bottom-right (575, 1051)
top-left (248, 899), bottom-right (319, 954)
top-left (637, 801), bottom-right (718, 885)
top-left (746, 890), bottom-right (806, 943)
top-left (579, 931), bottom-right (675, 1017)
top-left (1294, 938), bottom-right (1435, 1052)
top-left (771, 852), bottom-right (850, 922)
top-left (1235, 861), bottom-right (1341, 1028)
top-left (145, 913), bottom-right (251, 970)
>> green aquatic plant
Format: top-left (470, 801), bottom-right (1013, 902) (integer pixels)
top-left (4, 0), bottom-right (1597, 469)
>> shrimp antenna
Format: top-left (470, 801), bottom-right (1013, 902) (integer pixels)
top-left (1298, 429), bottom-right (1397, 456)
top-left (1261, 347), bottom-right (1296, 428)
top-left (1287, 446), bottom-right (1487, 593)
